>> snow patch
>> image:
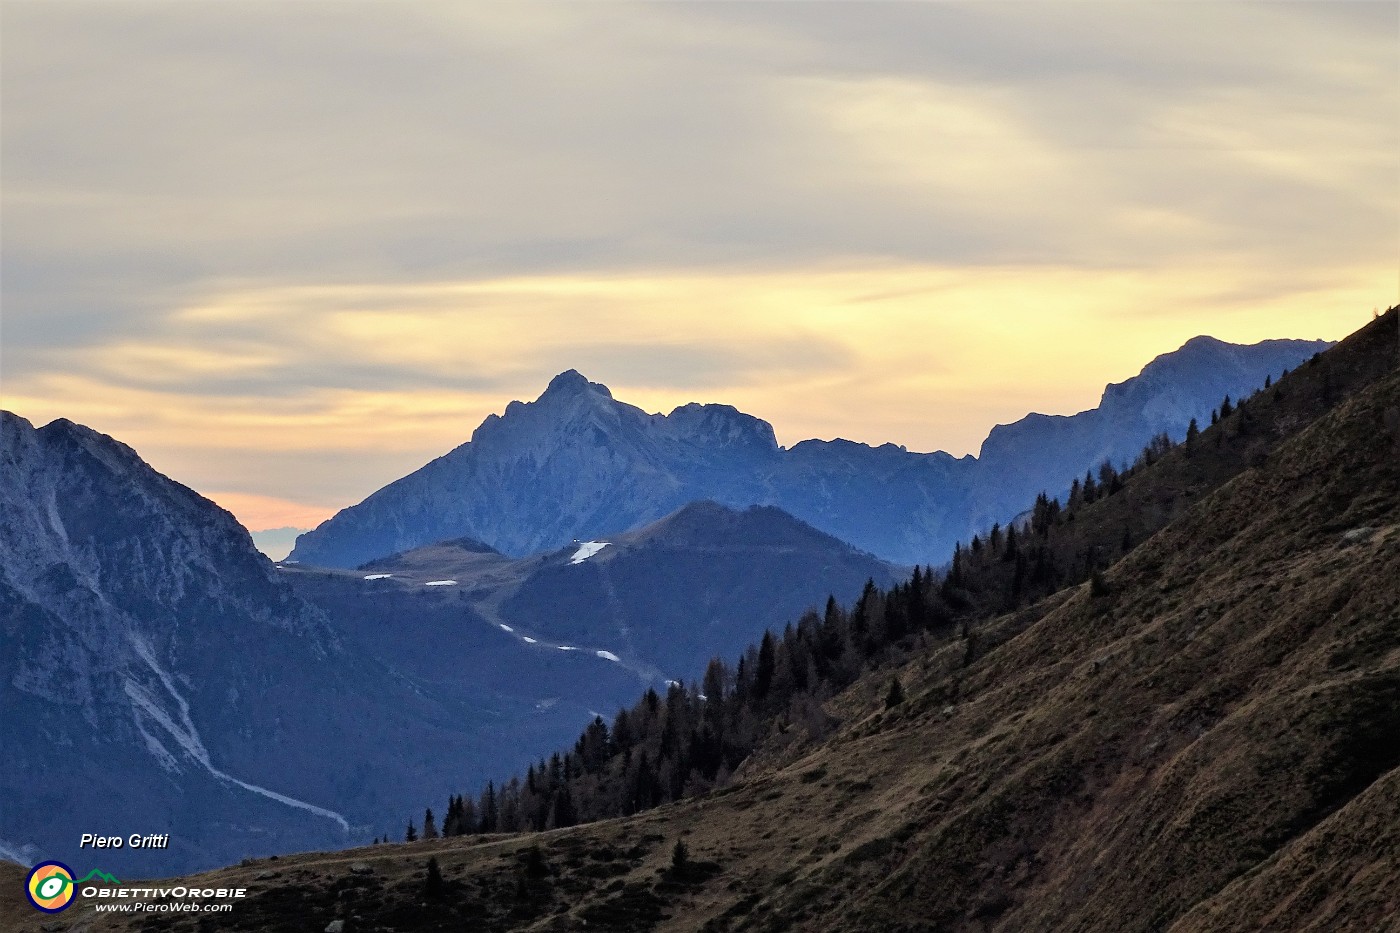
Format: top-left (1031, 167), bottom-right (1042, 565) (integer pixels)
top-left (363, 573), bottom-right (392, 580)
top-left (498, 624), bottom-right (514, 632)
top-left (557, 645), bottom-right (577, 651)
top-left (569, 541), bottom-right (609, 564)
top-left (424, 580), bottom-right (457, 586)
top-left (596, 650), bottom-right (621, 662)
top-left (522, 636), bottom-right (538, 644)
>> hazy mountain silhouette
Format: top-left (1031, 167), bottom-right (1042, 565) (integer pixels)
top-left (289, 336), bottom-right (1331, 569)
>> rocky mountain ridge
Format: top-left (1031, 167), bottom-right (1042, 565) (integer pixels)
top-left (289, 336), bottom-right (1332, 568)
top-left (53, 309), bottom-right (1395, 933)
top-left (0, 421), bottom-right (897, 878)
top-left (0, 414), bottom-right (515, 876)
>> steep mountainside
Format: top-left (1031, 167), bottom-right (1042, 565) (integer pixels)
top-left (285, 501), bottom-right (902, 700)
top-left (289, 337), bottom-right (1329, 568)
top-left (0, 416), bottom-right (586, 877)
top-left (68, 310), bottom-right (1398, 933)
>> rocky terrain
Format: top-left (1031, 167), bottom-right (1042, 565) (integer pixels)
top-left (289, 337), bottom-right (1330, 569)
top-left (0, 423), bottom-right (893, 879)
top-left (287, 501), bottom-right (900, 683)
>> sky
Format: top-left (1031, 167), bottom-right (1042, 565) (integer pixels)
top-left (2, 1), bottom-right (1397, 539)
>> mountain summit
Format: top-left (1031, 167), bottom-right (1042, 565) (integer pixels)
top-left (289, 337), bottom-right (1330, 568)
top-left (0, 413), bottom-right (514, 875)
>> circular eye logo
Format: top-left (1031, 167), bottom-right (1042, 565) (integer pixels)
top-left (26, 861), bottom-right (76, 913)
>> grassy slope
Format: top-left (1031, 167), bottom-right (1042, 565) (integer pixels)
top-left (6, 312), bottom-right (1398, 933)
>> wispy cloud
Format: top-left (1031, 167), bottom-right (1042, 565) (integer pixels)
top-left (2, 2), bottom-right (1394, 530)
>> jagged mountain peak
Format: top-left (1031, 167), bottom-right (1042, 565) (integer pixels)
top-left (665, 401), bottom-right (780, 451)
top-left (470, 371), bottom-right (637, 446)
top-left (291, 335), bottom-right (1332, 568)
top-left (541, 368), bottom-right (613, 400)
top-left (1098, 335), bottom-right (1330, 410)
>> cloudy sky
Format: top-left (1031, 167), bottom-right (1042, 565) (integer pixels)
top-left (3, 1), bottom-right (1396, 537)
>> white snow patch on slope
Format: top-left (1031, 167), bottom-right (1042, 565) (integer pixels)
top-left (363, 573), bottom-right (392, 580)
top-left (498, 624), bottom-right (514, 632)
top-left (596, 650), bottom-right (621, 662)
top-left (522, 636), bottom-right (537, 644)
top-left (424, 580), bottom-right (457, 586)
top-left (569, 541), bottom-right (609, 564)
top-left (125, 635), bottom-right (350, 833)
top-left (557, 645), bottom-right (577, 651)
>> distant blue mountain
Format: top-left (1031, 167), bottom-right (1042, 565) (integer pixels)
top-left (0, 412), bottom-right (642, 875)
top-left (289, 336), bottom-right (1331, 568)
top-left (286, 499), bottom-right (901, 711)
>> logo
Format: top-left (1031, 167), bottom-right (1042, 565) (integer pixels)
top-left (25, 862), bottom-right (122, 913)
top-left (26, 861), bottom-right (76, 913)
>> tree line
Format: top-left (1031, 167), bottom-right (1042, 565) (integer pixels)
top-left (390, 386), bottom-right (1284, 843)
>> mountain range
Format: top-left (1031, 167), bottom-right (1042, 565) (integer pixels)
top-left (42, 308), bottom-right (1395, 933)
top-left (0, 412), bottom-right (497, 874)
top-left (0, 417), bottom-right (894, 877)
top-left (287, 501), bottom-right (901, 684)
top-left (288, 336), bottom-right (1331, 569)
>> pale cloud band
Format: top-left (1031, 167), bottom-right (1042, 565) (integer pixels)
top-left (1, 2), bottom-right (1395, 531)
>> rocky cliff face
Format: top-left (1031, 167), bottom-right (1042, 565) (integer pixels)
top-left (290, 337), bottom-right (1331, 568)
top-left (0, 414), bottom-right (490, 876)
top-left (0, 415), bottom-right (902, 877)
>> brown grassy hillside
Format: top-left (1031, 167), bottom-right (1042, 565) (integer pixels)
top-left (6, 312), bottom-right (1398, 933)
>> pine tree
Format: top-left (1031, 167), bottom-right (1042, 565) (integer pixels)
top-left (755, 631), bottom-right (776, 698)
top-left (480, 781), bottom-right (498, 833)
top-left (405, 821), bottom-right (418, 843)
top-left (1003, 524), bottom-right (1018, 560)
top-left (884, 677), bottom-right (905, 709)
top-left (549, 785), bottom-right (578, 829)
top-left (523, 844), bottom-right (548, 878)
top-left (1186, 417), bottom-right (1199, 444)
top-left (671, 838), bottom-right (690, 875)
top-left (424, 856), bottom-right (445, 899)
top-left (1090, 569), bottom-right (1110, 598)
top-left (423, 807), bottom-right (438, 839)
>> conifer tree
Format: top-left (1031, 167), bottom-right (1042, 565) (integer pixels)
top-left (884, 677), bottom-right (905, 709)
top-left (424, 856), bottom-right (445, 899)
top-left (423, 807), bottom-right (438, 839)
top-left (480, 781), bottom-right (498, 833)
top-left (755, 631), bottom-right (776, 698)
top-left (671, 838), bottom-right (690, 875)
